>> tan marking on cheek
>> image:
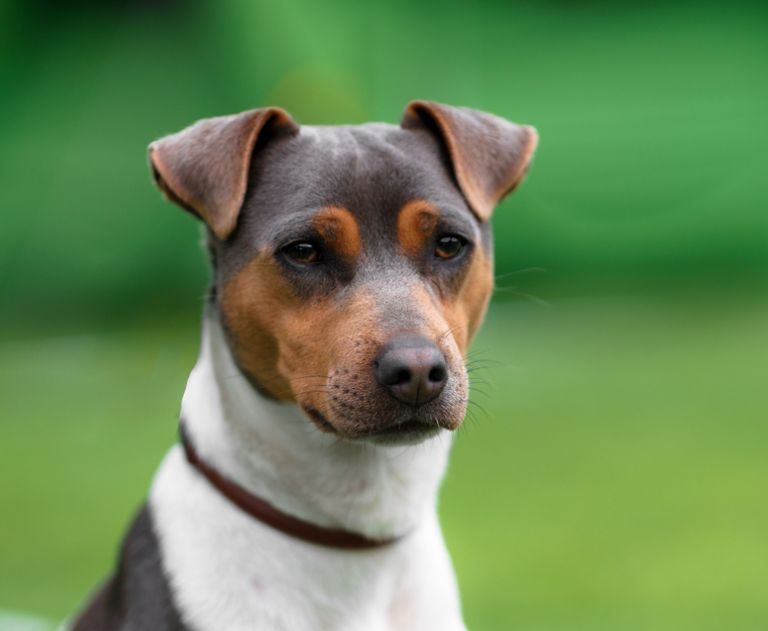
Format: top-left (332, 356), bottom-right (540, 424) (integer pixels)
top-left (220, 254), bottom-right (297, 400)
top-left (397, 200), bottom-right (439, 256)
top-left (221, 251), bottom-right (342, 404)
top-left (443, 249), bottom-right (494, 353)
top-left (280, 289), bottom-right (381, 428)
top-left (221, 255), bottom-right (380, 424)
top-left (313, 206), bottom-right (362, 261)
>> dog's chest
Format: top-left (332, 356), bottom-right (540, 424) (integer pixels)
top-left (150, 448), bottom-right (461, 631)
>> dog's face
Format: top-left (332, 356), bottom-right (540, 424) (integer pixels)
top-left (150, 102), bottom-right (537, 443)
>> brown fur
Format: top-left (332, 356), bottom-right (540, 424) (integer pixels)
top-left (396, 200), bottom-right (439, 257)
top-left (221, 261), bottom-right (396, 436)
top-left (441, 248), bottom-right (494, 354)
top-left (313, 206), bottom-right (363, 262)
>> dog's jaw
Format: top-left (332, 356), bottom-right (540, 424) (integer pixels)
top-left (177, 309), bottom-right (454, 541)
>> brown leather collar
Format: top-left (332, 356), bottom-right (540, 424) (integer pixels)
top-left (179, 423), bottom-right (400, 550)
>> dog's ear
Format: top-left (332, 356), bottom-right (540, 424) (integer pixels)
top-left (148, 108), bottom-right (299, 240)
top-left (401, 100), bottom-right (538, 222)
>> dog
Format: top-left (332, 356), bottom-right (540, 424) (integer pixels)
top-left (70, 101), bottom-right (537, 631)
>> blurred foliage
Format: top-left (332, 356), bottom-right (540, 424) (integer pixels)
top-left (1, 0), bottom-right (766, 327)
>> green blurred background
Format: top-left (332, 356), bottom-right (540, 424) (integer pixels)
top-left (1, 0), bottom-right (766, 629)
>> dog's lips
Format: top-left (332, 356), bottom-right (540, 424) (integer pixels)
top-left (302, 403), bottom-right (450, 444)
top-left (303, 406), bottom-right (337, 433)
top-left (370, 418), bottom-right (441, 436)
top-left (365, 419), bottom-right (442, 444)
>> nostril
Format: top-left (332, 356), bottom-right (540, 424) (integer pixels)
top-left (392, 368), bottom-right (411, 386)
top-left (377, 361), bottom-right (413, 387)
top-left (428, 365), bottom-right (447, 383)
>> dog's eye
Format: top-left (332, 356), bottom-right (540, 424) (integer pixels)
top-left (282, 242), bottom-right (321, 265)
top-left (435, 235), bottom-right (467, 260)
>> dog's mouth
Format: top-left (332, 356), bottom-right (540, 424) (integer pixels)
top-left (365, 418), bottom-right (442, 445)
top-left (304, 406), bottom-right (336, 433)
top-left (303, 406), bottom-right (443, 444)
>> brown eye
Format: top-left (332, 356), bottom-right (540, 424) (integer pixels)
top-left (435, 235), bottom-right (466, 260)
top-left (283, 242), bottom-right (320, 264)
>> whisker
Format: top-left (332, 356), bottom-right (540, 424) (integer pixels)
top-left (466, 399), bottom-right (489, 419)
top-left (493, 286), bottom-right (550, 306)
top-left (494, 266), bottom-right (546, 281)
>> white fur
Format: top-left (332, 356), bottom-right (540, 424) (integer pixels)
top-left (149, 317), bottom-right (467, 630)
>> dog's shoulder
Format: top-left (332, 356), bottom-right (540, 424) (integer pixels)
top-left (71, 503), bottom-right (187, 631)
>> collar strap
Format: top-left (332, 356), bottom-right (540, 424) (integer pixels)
top-left (179, 423), bottom-right (400, 550)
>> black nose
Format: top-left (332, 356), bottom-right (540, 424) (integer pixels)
top-left (374, 336), bottom-right (448, 406)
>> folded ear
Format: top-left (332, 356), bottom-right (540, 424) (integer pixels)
top-left (148, 108), bottom-right (299, 240)
top-left (401, 100), bottom-right (538, 222)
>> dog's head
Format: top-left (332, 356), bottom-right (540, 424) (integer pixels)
top-left (149, 101), bottom-right (537, 443)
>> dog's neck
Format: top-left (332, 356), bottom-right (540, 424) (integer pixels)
top-left (180, 314), bottom-right (454, 541)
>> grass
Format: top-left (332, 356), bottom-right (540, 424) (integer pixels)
top-left (1, 291), bottom-right (767, 629)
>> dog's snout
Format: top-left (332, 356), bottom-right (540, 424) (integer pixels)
top-left (374, 336), bottom-right (448, 406)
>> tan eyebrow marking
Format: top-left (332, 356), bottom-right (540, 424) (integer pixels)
top-left (397, 200), bottom-right (439, 256)
top-left (313, 206), bottom-right (362, 261)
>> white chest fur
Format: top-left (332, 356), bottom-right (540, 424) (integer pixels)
top-left (149, 318), bottom-right (467, 630)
